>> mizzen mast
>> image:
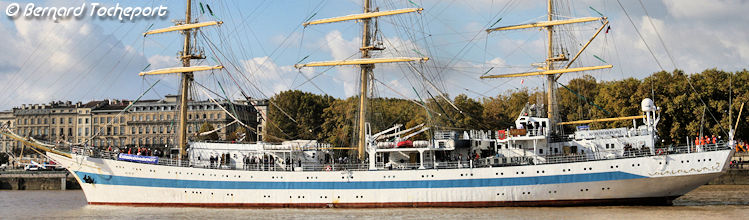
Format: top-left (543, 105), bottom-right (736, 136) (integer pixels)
top-left (140, 0), bottom-right (223, 159)
top-left (296, 0), bottom-right (428, 161)
top-left (482, 0), bottom-right (611, 134)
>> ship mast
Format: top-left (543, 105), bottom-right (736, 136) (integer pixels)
top-left (545, 0), bottom-right (558, 133)
top-left (178, 0), bottom-right (193, 159)
top-left (296, 1), bottom-right (428, 161)
top-left (358, 0), bottom-right (373, 161)
top-left (482, 0), bottom-right (613, 134)
top-left (140, 0), bottom-right (223, 159)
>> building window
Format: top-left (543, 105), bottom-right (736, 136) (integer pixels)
top-left (68, 118), bottom-right (72, 124)
top-left (78, 118), bottom-right (82, 124)
top-left (85, 128), bottom-right (89, 136)
top-left (85, 118), bottom-right (89, 124)
top-left (93, 117), bottom-right (97, 123)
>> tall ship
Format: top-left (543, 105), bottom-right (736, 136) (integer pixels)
top-left (0, 0), bottom-right (736, 207)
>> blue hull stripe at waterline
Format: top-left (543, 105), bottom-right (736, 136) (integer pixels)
top-left (74, 171), bottom-right (646, 190)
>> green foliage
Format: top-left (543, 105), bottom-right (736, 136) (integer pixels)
top-left (233, 126), bottom-right (248, 142)
top-left (197, 122), bottom-right (219, 141)
top-left (266, 90), bottom-right (334, 142)
top-left (267, 69), bottom-right (749, 146)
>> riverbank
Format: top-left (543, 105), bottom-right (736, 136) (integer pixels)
top-left (0, 171), bottom-right (80, 190)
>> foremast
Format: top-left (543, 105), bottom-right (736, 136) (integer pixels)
top-left (140, 0), bottom-right (223, 159)
top-left (296, 0), bottom-right (428, 161)
top-left (482, 0), bottom-right (611, 135)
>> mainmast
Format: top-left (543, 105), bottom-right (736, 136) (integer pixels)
top-left (358, 0), bottom-right (373, 161)
top-left (178, 0), bottom-right (193, 159)
top-left (140, 0), bottom-right (223, 159)
top-left (482, 0), bottom-right (612, 134)
top-left (296, 1), bottom-right (428, 161)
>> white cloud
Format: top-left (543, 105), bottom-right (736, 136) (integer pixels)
top-left (324, 30), bottom-right (360, 97)
top-left (0, 7), bottom-right (149, 110)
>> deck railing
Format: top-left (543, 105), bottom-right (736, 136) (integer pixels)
top-left (69, 143), bottom-right (733, 172)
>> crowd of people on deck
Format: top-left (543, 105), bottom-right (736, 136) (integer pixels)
top-left (694, 135), bottom-right (721, 147)
top-left (106, 146), bottom-right (162, 157)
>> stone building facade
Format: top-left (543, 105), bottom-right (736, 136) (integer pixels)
top-left (3, 96), bottom-right (258, 151)
top-left (0, 110), bottom-right (14, 152)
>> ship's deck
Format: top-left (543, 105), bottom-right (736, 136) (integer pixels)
top-left (74, 144), bottom-right (732, 172)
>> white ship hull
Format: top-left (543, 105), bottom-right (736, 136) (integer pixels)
top-left (47, 149), bottom-right (732, 207)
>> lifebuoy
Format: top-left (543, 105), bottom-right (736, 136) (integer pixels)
top-left (656, 148), bottom-right (665, 155)
top-left (325, 165), bottom-right (332, 171)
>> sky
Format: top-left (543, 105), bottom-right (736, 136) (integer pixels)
top-left (0, 0), bottom-right (747, 111)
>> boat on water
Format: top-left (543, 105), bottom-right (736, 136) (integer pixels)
top-left (0, 0), bottom-right (737, 207)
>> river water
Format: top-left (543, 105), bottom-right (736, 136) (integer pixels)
top-left (1, 185), bottom-right (747, 219)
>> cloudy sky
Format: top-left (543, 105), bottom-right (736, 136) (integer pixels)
top-left (0, 0), bottom-right (747, 111)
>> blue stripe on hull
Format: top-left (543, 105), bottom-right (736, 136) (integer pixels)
top-left (75, 171), bottom-right (646, 189)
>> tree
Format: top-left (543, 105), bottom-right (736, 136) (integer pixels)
top-left (196, 122), bottom-right (219, 141)
top-left (233, 126), bottom-right (249, 142)
top-left (267, 90), bottom-right (334, 142)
